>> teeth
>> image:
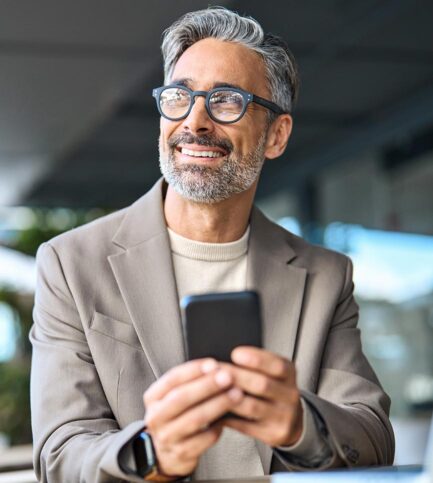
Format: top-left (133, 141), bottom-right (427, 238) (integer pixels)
top-left (181, 148), bottom-right (222, 158)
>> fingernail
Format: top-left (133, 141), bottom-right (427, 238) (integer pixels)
top-left (215, 370), bottom-right (232, 387)
top-left (201, 359), bottom-right (218, 373)
top-left (228, 388), bottom-right (243, 401)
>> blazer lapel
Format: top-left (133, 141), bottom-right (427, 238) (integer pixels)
top-left (108, 179), bottom-right (185, 378)
top-left (247, 207), bottom-right (307, 473)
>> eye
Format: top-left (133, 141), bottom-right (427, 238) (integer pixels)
top-left (209, 91), bottom-right (244, 118)
top-left (161, 88), bottom-right (189, 106)
top-left (159, 88), bottom-right (192, 119)
top-left (211, 91), bottom-right (242, 106)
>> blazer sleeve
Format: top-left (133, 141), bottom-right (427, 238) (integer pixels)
top-left (30, 242), bottom-right (145, 482)
top-left (271, 256), bottom-right (395, 472)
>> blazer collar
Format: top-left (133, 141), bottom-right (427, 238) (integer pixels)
top-left (111, 178), bottom-right (167, 250)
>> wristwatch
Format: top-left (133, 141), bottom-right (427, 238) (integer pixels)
top-left (132, 431), bottom-right (177, 482)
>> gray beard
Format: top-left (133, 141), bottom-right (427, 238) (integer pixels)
top-left (159, 132), bottom-right (267, 204)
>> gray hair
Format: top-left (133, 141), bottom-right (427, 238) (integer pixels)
top-left (161, 7), bottom-right (299, 115)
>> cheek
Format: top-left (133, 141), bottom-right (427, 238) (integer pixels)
top-left (158, 135), bottom-right (164, 155)
top-left (220, 129), bottom-right (247, 155)
top-left (160, 119), bottom-right (185, 149)
top-left (238, 131), bottom-right (260, 155)
top-left (159, 121), bottom-right (173, 154)
top-left (229, 117), bottom-right (267, 155)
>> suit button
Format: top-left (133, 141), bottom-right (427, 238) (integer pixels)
top-left (342, 444), bottom-right (360, 464)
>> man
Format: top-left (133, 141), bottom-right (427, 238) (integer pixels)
top-left (30, 7), bottom-right (394, 482)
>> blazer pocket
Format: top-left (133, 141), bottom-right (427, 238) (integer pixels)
top-left (89, 311), bottom-right (142, 350)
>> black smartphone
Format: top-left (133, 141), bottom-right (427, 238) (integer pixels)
top-left (180, 290), bottom-right (262, 363)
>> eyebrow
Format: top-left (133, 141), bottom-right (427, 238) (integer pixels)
top-left (169, 78), bottom-right (245, 91)
top-left (170, 78), bottom-right (193, 88)
top-left (213, 81), bottom-right (244, 90)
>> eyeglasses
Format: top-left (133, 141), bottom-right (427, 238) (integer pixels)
top-left (152, 85), bottom-right (286, 124)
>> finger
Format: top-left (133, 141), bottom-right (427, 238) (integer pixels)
top-left (231, 346), bottom-right (293, 380)
top-left (224, 408), bottom-right (302, 448)
top-left (222, 417), bottom-right (268, 443)
top-left (144, 358), bottom-right (218, 404)
top-left (159, 388), bottom-right (243, 442)
top-left (170, 424), bottom-right (224, 462)
top-left (224, 399), bottom-right (304, 447)
top-left (156, 425), bottom-right (224, 477)
top-left (221, 363), bottom-right (294, 401)
top-left (228, 394), bottom-right (272, 421)
top-left (146, 369), bottom-right (234, 426)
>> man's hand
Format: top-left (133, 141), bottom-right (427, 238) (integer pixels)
top-left (222, 346), bottom-right (304, 447)
top-left (143, 358), bottom-right (243, 477)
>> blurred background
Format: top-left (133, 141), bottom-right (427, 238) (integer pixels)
top-left (0, 0), bottom-right (432, 476)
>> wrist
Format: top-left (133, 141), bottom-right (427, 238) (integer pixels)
top-left (282, 398), bottom-right (304, 446)
top-left (144, 468), bottom-right (180, 482)
top-left (133, 431), bottom-right (181, 482)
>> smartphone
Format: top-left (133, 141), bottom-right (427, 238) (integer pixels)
top-left (180, 290), bottom-right (262, 363)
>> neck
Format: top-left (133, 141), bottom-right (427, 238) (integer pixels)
top-left (164, 182), bottom-right (257, 243)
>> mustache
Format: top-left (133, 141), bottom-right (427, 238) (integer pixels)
top-left (168, 133), bottom-right (233, 153)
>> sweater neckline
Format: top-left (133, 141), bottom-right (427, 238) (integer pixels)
top-left (167, 226), bottom-right (250, 262)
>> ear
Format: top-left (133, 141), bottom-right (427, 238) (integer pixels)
top-left (264, 114), bottom-right (293, 160)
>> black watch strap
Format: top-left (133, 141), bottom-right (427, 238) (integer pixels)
top-left (133, 431), bottom-right (178, 481)
top-left (133, 431), bottom-right (157, 477)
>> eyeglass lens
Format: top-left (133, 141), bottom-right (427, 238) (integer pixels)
top-left (159, 87), bottom-right (245, 122)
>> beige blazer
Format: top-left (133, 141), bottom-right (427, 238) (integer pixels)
top-left (30, 179), bottom-right (394, 482)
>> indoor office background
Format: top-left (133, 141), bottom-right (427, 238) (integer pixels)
top-left (0, 0), bottom-right (433, 475)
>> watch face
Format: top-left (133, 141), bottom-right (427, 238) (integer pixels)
top-left (133, 432), bottom-right (157, 477)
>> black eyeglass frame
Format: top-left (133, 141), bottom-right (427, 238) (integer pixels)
top-left (152, 85), bottom-right (286, 124)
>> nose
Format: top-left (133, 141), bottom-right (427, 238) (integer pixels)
top-left (181, 95), bottom-right (215, 135)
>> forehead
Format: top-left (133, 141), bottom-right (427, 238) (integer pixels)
top-left (170, 38), bottom-right (269, 96)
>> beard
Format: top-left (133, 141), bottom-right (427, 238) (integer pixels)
top-left (158, 131), bottom-right (267, 204)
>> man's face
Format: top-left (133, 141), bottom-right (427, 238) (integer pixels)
top-left (158, 38), bottom-right (273, 204)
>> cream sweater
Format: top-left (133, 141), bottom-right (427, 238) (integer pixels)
top-left (167, 227), bottom-right (327, 478)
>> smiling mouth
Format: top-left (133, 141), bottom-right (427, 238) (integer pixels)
top-left (177, 146), bottom-right (228, 158)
